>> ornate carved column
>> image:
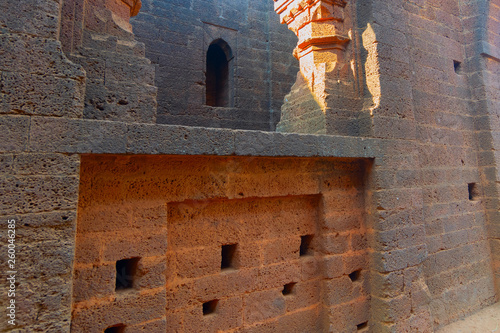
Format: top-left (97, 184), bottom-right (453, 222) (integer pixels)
top-left (274, 0), bottom-right (362, 135)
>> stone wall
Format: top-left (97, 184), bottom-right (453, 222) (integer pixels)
top-left (0, 0), bottom-right (84, 331)
top-left (274, 0), bottom-right (498, 331)
top-left (60, 0), bottom-right (157, 123)
top-left (0, 0), bottom-right (499, 332)
top-left (131, 0), bottom-right (298, 130)
top-left (403, 0), bottom-right (495, 327)
top-left (465, 0), bottom-right (500, 298)
top-left (71, 155), bottom-right (370, 332)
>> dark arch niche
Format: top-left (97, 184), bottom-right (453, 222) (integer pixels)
top-left (206, 39), bottom-right (233, 107)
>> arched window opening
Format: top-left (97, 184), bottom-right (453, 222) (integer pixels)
top-left (206, 40), bottom-right (232, 107)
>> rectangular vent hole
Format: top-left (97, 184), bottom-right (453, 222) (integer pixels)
top-left (357, 322), bottom-right (368, 331)
top-left (282, 282), bottom-right (296, 296)
top-left (468, 183), bottom-right (479, 201)
top-left (221, 244), bottom-right (237, 270)
top-left (115, 257), bottom-right (140, 291)
top-left (300, 234), bottom-right (314, 256)
top-left (203, 299), bottom-right (218, 316)
top-left (104, 324), bottom-right (126, 333)
top-left (349, 269), bottom-right (361, 282)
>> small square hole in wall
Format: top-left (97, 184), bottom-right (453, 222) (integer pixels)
top-left (104, 324), bottom-right (125, 333)
top-left (357, 322), bottom-right (368, 331)
top-left (454, 60), bottom-right (462, 74)
top-left (282, 282), bottom-right (296, 296)
top-left (468, 183), bottom-right (479, 201)
top-left (349, 270), bottom-right (361, 282)
top-left (221, 244), bottom-right (237, 270)
top-left (203, 299), bottom-right (218, 316)
top-left (300, 234), bottom-right (314, 256)
top-left (115, 257), bottom-right (140, 291)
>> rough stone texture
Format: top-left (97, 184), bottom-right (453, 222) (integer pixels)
top-left (436, 301), bottom-right (500, 333)
top-left (0, 157), bottom-right (80, 332)
top-left (274, 0), bottom-right (365, 136)
top-left (275, 0), bottom-right (499, 331)
top-left (25, 116), bottom-right (378, 158)
top-left (0, 15), bottom-right (85, 119)
top-left (72, 155), bottom-right (370, 332)
top-left (1, 0), bottom-right (500, 332)
top-left (130, 0), bottom-right (299, 131)
top-left (277, 72), bottom-right (326, 134)
top-left (0, 1), bottom-right (83, 332)
top-left (401, 0), bottom-right (497, 328)
top-left (60, 0), bottom-right (158, 123)
top-left (465, 0), bottom-right (500, 300)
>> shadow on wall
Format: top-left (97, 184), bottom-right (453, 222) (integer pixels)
top-left (130, 0), bottom-right (299, 131)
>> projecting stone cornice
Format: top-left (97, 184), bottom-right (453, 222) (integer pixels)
top-left (13, 116), bottom-right (377, 158)
top-left (273, 0), bottom-right (351, 63)
top-left (274, 0), bottom-right (347, 30)
top-left (297, 34), bottom-right (349, 51)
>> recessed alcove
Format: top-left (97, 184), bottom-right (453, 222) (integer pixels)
top-left (72, 155), bottom-right (370, 332)
top-left (221, 244), bottom-right (238, 270)
top-left (203, 299), bottom-right (219, 315)
top-left (115, 257), bottom-right (140, 291)
top-left (300, 234), bottom-right (314, 257)
top-left (282, 282), bottom-right (296, 296)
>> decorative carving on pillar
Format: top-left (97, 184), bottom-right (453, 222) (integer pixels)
top-left (274, 0), bottom-right (362, 135)
top-left (275, 0), bottom-right (351, 101)
top-left (122, 0), bottom-right (142, 17)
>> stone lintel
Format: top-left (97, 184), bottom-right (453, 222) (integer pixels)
top-left (27, 116), bottom-right (378, 159)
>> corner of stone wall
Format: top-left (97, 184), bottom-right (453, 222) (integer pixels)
top-left (0, 0), bottom-right (86, 331)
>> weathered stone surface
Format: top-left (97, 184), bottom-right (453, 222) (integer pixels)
top-left (131, 0), bottom-right (298, 130)
top-left (126, 123), bottom-right (235, 155)
top-left (29, 117), bottom-right (128, 154)
top-left (23, 115), bottom-right (377, 158)
top-left (82, 78), bottom-right (157, 123)
top-left (0, 115), bottom-right (30, 152)
top-left (71, 154), bottom-right (369, 332)
top-left (0, 0), bottom-right (61, 38)
top-left (59, 0), bottom-right (158, 124)
top-left (0, 35), bottom-right (85, 77)
top-left (1, 72), bottom-right (84, 117)
top-left (0, 175), bottom-right (79, 215)
top-left (274, 0), bottom-right (362, 135)
top-left (0, 33), bottom-right (85, 119)
top-left (71, 291), bottom-right (166, 331)
top-left (13, 153), bottom-right (80, 175)
top-left (2, 0), bottom-right (500, 332)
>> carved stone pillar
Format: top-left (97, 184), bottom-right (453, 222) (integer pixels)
top-left (60, 0), bottom-right (157, 123)
top-left (274, 0), bottom-right (362, 135)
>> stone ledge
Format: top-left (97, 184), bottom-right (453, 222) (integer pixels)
top-left (25, 116), bottom-right (379, 158)
top-left (480, 40), bottom-right (500, 62)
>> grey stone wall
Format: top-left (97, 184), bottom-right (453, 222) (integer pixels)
top-left (131, 0), bottom-right (299, 131)
top-left (463, 0), bottom-right (500, 297)
top-left (0, 0), bottom-right (84, 331)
